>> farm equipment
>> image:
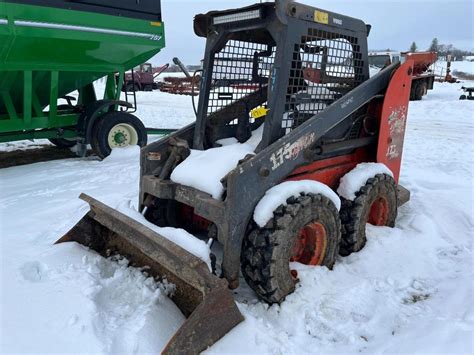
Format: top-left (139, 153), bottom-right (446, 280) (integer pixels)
top-left (159, 58), bottom-right (200, 96)
top-left (437, 54), bottom-right (459, 83)
top-left (369, 51), bottom-right (437, 100)
top-left (404, 51), bottom-right (437, 100)
top-left (459, 86), bottom-right (474, 100)
top-left (122, 63), bottom-right (170, 92)
top-left (0, 0), bottom-right (171, 158)
top-left (59, 0), bottom-right (413, 352)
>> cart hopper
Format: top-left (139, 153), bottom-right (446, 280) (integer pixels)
top-left (0, 0), bottom-right (165, 115)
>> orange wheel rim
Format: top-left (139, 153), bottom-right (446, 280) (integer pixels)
top-left (368, 196), bottom-right (389, 226)
top-left (290, 222), bottom-right (327, 280)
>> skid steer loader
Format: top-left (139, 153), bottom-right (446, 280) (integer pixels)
top-left (58, 0), bottom-right (413, 352)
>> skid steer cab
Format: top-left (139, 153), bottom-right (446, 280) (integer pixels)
top-left (59, 1), bottom-right (413, 353)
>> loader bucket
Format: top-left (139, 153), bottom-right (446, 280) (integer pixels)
top-left (56, 194), bottom-right (244, 354)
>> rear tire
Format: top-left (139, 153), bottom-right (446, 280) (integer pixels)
top-left (91, 111), bottom-right (147, 159)
top-left (410, 82), bottom-right (418, 101)
top-left (413, 81), bottom-right (426, 100)
top-left (339, 174), bottom-right (397, 256)
top-left (241, 193), bottom-right (341, 304)
top-left (125, 83), bottom-right (138, 92)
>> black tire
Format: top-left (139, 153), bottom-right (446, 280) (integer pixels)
top-left (413, 81), bottom-right (426, 100)
top-left (48, 138), bottom-right (77, 148)
top-left (241, 193), bottom-right (341, 304)
top-left (409, 81), bottom-right (418, 101)
top-left (339, 174), bottom-right (398, 256)
top-left (125, 83), bottom-right (139, 92)
top-left (459, 95), bottom-right (467, 100)
top-left (90, 111), bottom-right (147, 159)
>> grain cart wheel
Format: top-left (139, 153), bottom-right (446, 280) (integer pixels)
top-left (241, 194), bottom-right (341, 304)
top-left (339, 174), bottom-right (398, 256)
top-left (91, 111), bottom-right (147, 159)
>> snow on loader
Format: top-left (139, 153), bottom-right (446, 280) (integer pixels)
top-left (58, 0), bottom-right (413, 352)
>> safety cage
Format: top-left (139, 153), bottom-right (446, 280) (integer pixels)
top-left (194, 2), bottom-right (370, 150)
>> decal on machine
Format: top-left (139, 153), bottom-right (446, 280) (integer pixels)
top-left (386, 107), bottom-right (407, 160)
top-left (270, 132), bottom-right (316, 170)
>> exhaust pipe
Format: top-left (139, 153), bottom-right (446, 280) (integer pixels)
top-left (56, 194), bottom-right (243, 354)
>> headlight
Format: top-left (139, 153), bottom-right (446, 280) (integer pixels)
top-left (213, 9), bottom-right (261, 25)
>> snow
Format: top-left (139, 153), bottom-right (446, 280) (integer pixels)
top-left (337, 163), bottom-right (394, 201)
top-left (253, 180), bottom-right (341, 227)
top-left (0, 145), bottom-right (190, 353)
top-left (1, 78), bottom-right (474, 354)
top-left (115, 201), bottom-right (211, 269)
top-left (171, 125), bottom-right (264, 200)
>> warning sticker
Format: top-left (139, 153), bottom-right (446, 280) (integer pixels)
top-left (250, 106), bottom-right (269, 119)
top-left (314, 10), bottom-right (329, 24)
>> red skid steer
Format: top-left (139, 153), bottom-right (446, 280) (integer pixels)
top-left (58, 0), bottom-right (413, 353)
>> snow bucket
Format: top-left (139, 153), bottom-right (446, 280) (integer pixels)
top-left (56, 194), bottom-right (243, 354)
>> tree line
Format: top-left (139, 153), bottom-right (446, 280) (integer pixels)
top-left (409, 38), bottom-right (473, 60)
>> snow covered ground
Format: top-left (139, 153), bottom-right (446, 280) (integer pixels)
top-left (1, 78), bottom-right (473, 353)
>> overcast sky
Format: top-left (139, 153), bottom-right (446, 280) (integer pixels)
top-left (153, 0), bottom-right (473, 65)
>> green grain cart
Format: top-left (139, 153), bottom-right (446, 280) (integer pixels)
top-left (0, 0), bottom-right (168, 158)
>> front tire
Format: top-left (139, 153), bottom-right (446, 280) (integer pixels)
top-left (91, 111), bottom-right (147, 159)
top-left (241, 193), bottom-right (341, 304)
top-left (339, 174), bottom-right (398, 256)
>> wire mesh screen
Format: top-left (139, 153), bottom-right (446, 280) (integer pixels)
top-left (207, 39), bottom-right (275, 127)
top-left (283, 28), bottom-right (364, 133)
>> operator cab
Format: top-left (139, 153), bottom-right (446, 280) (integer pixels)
top-left (140, 63), bottom-right (153, 73)
top-left (193, 2), bottom-right (370, 152)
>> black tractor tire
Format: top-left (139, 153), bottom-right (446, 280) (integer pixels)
top-left (48, 138), bottom-right (77, 148)
top-left (339, 174), bottom-right (398, 256)
top-left (413, 81), bottom-right (427, 100)
top-left (409, 81), bottom-right (418, 101)
top-left (90, 111), bottom-right (147, 159)
top-left (125, 83), bottom-right (139, 92)
top-left (241, 193), bottom-right (341, 304)
top-left (459, 95), bottom-right (467, 100)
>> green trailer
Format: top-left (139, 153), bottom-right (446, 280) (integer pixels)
top-left (0, 0), bottom-right (171, 158)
